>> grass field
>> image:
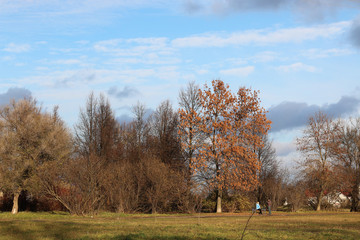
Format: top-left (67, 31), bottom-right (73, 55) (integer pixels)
top-left (0, 211), bottom-right (359, 240)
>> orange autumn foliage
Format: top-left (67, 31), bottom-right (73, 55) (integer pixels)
top-left (179, 80), bottom-right (271, 192)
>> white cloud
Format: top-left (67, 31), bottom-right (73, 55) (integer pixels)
top-left (53, 59), bottom-right (83, 65)
top-left (1, 56), bottom-right (15, 61)
top-left (35, 66), bottom-right (50, 71)
top-left (14, 66), bottom-right (181, 89)
top-left (196, 69), bottom-right (209, 75)
top-left (220, 66), bottom-right (255, 76)
top-left (301, 48), bottom-right (354, 59)
top-left (273, 141), bottom-right (297, 157)
top-left (249, 51), bottom-right (279, 63)
top-left (276, 62), bottom-right (317, 73)
top-left (94, 37), bottom-right (174, 57)
top-left (49, 47), bottom-right (88, 54)
top-left (3, 43), bottom-right (31, 53)
top-left (107, 54), bottom-right (181, 65)
top-left (16, 69), bottom-right (117, 88)
top-left (14, 62), bottom-right (26, 67)
top-left (155, 66), bottom-right (180, 80)
top-left (183, 0), bottom-right (360, 24)
top-left (127, 37), bottom-right (168, 45)
top-left (277, 151), bottom-right (300, 170)
top-left (93, 37), bottom-right (180, 66)
top-left (225, 58), bottom-right (248, 65)
top-left (75, 40), bottom-right (90, 45)
top-left (37, 57), bottom-right (92, 67)
top-left (171, 21), bottom-right (350, 48)
top-left (94, 39), bottom-right (124, 52)
top-left (36, 41), bottom-right (47, 45)
top-left (0, 0), bottom-right (176, 15)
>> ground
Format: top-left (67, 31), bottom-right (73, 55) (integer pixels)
top-left (0, 211), bottom-right (359, 239)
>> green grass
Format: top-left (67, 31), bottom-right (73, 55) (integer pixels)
top-left (0, 211), bottom-right (359, 239)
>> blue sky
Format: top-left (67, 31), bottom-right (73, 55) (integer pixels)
top-left (1, 0), bottom-right (360, 169)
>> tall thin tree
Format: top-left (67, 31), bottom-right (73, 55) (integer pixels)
top-left (296, 111), bottom-right (336, 211)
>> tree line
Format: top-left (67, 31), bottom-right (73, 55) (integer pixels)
top-left (0, 80), bottom-right (358, 214)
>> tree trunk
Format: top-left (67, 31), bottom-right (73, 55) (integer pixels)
top-left (350, 181), bottom-right (359, 212)
top-left (272, 195), bottom-right (277, 211)
top-left (117, 202), bottom-right (125, 213)
top-left (151, 198), bottom-right (157, 214)
top-left (11, 189), bottom-right (21, 214)
top-left (257, 186), bottom-right (261, 203)
top-left (0, 191), bottom-right (3, 207)
top-left (152, 206), bottom-right (157, 214)
top-left (216, 189), bottom-right (222, 213)
top-left (316, 191), bottom-right (323, 211)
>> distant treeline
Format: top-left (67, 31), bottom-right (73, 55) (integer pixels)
top-left (0, 80), bottom-right (359, 214)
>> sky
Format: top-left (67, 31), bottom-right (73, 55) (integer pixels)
top-left (1, 0), bottom-right (360, 170)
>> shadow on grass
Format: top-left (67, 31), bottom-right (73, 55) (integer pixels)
top-left (0, 222), bottom-right (37, 240)
top-left (0, 221), bottom-right (231, 240)
top-left (77, 233), bottom-right (230, 240)
top-left (0, 220), bottom-right (93, 240)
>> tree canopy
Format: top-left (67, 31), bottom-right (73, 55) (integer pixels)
top-left (0, 98), bottom-right (71, 214)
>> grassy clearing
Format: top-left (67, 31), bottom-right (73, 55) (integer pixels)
top-left (0, 211), bottom-right (359, 239)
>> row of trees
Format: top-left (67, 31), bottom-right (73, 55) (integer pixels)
top-left (0, 80), bottom-right (281, 214)
top-left (297, 112), bottom-right (360, 212)
top-left (1, 79), bottom-right (358, 214)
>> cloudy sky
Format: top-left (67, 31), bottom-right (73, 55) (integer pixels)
top-left (1, 0), bottom-right (360, 169)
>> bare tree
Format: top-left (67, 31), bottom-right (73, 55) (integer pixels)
top-left (286, 179), bottom-right (308, 212)
top-left (142, 156), bottom-right (171, 213)
top-left (177, 81), bottom-right (204, 212)
top-left (150, 100), bottom-right (182, 169)
top-left (36, 156), bottom-right (101, 215)
top-left (178, 81), bottom-right (203, 179)
top-left (296, 111), bottom-right (337, 211)
top-left (255, 134), bottom-right (282, 209)
top-left (332, 118), bottom-right (360, 212)
top-left (132, 102), bottom-right (150, 148)
top-left (74, 92), bottom-right (119, 162)
top-left (70, 92), bottom-right (120, 214)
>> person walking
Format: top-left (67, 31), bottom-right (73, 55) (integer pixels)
top-left (267, 199), bottom-right (272, 215)
top-left (256, 201), bottom-right (262, 214)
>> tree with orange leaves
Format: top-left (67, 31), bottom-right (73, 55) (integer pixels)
top-left (179, 79), bottom-right (271, 213)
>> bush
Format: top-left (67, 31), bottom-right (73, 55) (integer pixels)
top-left (223, 194), bottom-right (252, 212)
top-left (201, 198), bottom-right (216, 213)
top-left (201, 191), bottom-right (252, 213)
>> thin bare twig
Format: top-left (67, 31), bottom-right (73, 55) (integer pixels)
top-left (240, 211), bottom-right (255, 240)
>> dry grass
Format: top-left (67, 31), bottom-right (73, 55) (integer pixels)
top-left (0, 211), bottom-right (359, 239)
